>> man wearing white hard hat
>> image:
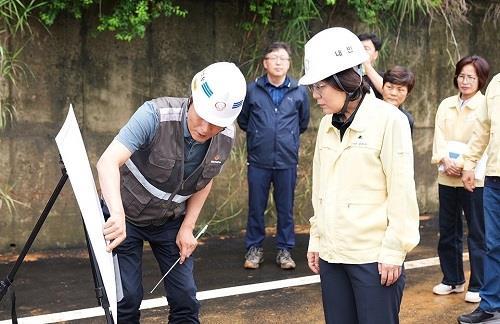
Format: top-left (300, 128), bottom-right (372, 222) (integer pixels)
top-left (300, 27), bottom-right (420, 323)
top-left (96, 62), bottom-right (246, 323)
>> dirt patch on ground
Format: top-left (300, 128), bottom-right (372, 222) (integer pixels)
top-left (0, 248), bottom-right (89, 264)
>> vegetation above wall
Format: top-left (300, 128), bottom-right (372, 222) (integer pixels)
top-left (30, 0), bottom-right (499, 80)
top-left (39, 0), bottom-right (188, 41)
top-left (34, 1), bottom-right (478, 74)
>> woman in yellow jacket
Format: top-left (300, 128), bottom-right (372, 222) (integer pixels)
top-left (431, 55), bottom-right (490, 303)
top-left (300, 27), bottom-right (420, 324)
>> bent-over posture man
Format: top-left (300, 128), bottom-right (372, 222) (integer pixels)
top-left (97, 62), bottom-right (246, 323)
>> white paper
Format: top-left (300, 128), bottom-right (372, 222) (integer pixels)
top-left (438, 140), bottom-right (487, 180)
top-left (55, 105), bottom-right (117, 323)
top-left (475, 153), bottom-right (488, 180)
top-left (438, 141), bottom-right (467, 172)
top-left (447, 141), bottom-right (467, 160)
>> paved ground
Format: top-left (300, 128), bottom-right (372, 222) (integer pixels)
top-left (0, 216), bottom-right (483, 323)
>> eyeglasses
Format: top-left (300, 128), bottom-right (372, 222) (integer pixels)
top-left (308, 82), bottom-right (327, 97)
top-left (457, 74), bottom-right (477, 82)
top-left (265, 55), bottom-right (290, 62)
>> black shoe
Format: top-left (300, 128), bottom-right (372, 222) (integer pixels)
top-left (457, 307), bottom-right (500, 323)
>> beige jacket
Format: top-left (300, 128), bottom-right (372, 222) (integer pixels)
top-left (308, 95), bottom-right (420, 266)
top-left (464, 73), bottom-right (500, 176)
top-left (431, 91), bottom-right (485, 187)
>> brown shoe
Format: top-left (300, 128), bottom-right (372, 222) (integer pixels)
top-left (244, 246), bottom-right (263, 269)
top-left (276, 249), bottom-right (296, 270)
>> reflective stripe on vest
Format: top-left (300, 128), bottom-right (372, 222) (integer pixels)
top-left (159, 107), bottom-right (183, 122)
top-left (125, 159), bottom-right (192, 203)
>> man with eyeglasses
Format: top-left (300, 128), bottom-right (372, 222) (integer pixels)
top-left (237, 42), bottom-right (310, 270)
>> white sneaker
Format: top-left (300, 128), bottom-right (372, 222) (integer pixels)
top-left (464, 291), bottom-right (481, 303)
top-left (432, 283), bottom-right (465, 295)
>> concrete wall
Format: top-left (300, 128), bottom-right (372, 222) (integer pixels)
top-left (0, 0), bottom-right (498, 251)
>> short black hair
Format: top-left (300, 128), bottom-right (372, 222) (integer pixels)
top-left (357, 33), bottom-right (382, 51)
top-left (383, 66), bottom-right (416, 94)
top-left (263, 42), bottom-right (292, 58)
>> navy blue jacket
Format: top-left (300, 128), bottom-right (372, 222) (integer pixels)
top-left (237, 75), bottom-right (310, 169)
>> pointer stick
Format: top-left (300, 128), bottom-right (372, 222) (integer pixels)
top-left (150, 224), bottom-right (208, 294)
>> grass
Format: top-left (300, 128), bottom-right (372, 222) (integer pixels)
top-left (200, 105), bottom-right (323, 234)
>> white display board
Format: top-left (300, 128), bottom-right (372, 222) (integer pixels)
top-left (55, 105), bottom-right (117, 323)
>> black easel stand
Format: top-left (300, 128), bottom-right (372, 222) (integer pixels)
top-left (83, 225), bottom-right (114, 323)
top-left (0, 160), bottom-right (114, 323)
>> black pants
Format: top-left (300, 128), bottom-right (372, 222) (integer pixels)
top-left (437, 184), bottom-right (485, 291)
top-left (319, 261), bottom-right (405, 324)
top-left (115, 219), bottom-right (200, 323)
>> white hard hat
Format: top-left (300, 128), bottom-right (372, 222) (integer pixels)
top-left (191, 62), bottom-right (246, 127)
top-left (299, 27), bottom-right (368, 85)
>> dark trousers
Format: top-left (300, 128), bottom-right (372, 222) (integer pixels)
top-left (245, 165), bottom-right (297, 251)
top-left (479, 178), bottom-right (500, 312)
top-left (115, 217), bottom-right (200, 324)
top-left (319, 261), bottom-right (405, 324)
top-left (437, 184), bottom-right (485, 291)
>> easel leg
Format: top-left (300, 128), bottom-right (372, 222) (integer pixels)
top-left (0, 169), bottom-right (68, 324)
top-left (83, 223), bottom-right (115, 324)
top-left (0, 159), bottom-right (116, 323)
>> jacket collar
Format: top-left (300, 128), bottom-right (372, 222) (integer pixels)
top-left (326, 94), bottom-right (373, 134)
top-left (447, 91), bottom-right (484, 110)
top-left (256, 74), bottom-right (298, 90)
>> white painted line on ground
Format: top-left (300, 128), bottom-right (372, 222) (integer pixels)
top-left (0, 253), bottom-right (468, 324)
top-left (405, 253), bottom-right (468, 270)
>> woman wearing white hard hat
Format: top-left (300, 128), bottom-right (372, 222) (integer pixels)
top-left (300, 27), bottom-right (420, 324)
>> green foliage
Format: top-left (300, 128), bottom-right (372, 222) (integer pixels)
top-left (342, 0), bottom-right (444, 27)
top-left (347, 0), bottom-right (395, 25)
top-left (249, 0), bottom-right (281, 25)
top-left (0, 44), bottom-right (27, 85)
top-left (0, 99), bottom-right (16, 130)
top-left (238, 0), bottom-right (449, 79)
top-left (0, 183), bottom-right (27, 215)
top-left (391, 0), bottom-right (442, 23)
top-left (0, 0), bottom-right (40, 131)
top-left (96, 0), bottom-right (187, 41)
top-left (39, 0), bottom-right (93, 26)
top-left (240, 0), bottom-right (321, 79)
top-left (39, 0), bottom-right (187, 41)
top-left (0, 1), bottom-right (38, 217)
top-left (0, 0), bottom-right (46, 34)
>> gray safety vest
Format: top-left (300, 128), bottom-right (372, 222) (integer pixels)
top-left (119, 97), bottom-right (234, 226)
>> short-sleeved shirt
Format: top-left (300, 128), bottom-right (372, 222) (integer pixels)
top-left (116, 101), bottom-right (209, 178)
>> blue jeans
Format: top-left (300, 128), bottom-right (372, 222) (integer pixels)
top-left (115, 217), bottom-right (200, 323)
top-left (437, 184), bottom-right (485, 291)
top-left (245, 165), bottom-right (297, 251)
top-left (479, 177), bottom-right (500, 312)
top-left (319, 261), bottom-right (405, 324)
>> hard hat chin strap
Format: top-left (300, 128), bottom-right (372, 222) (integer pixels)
top-left (332, 67), bottom-right (363, 115)
top-left (339, 91), bottom-right (351, 115)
